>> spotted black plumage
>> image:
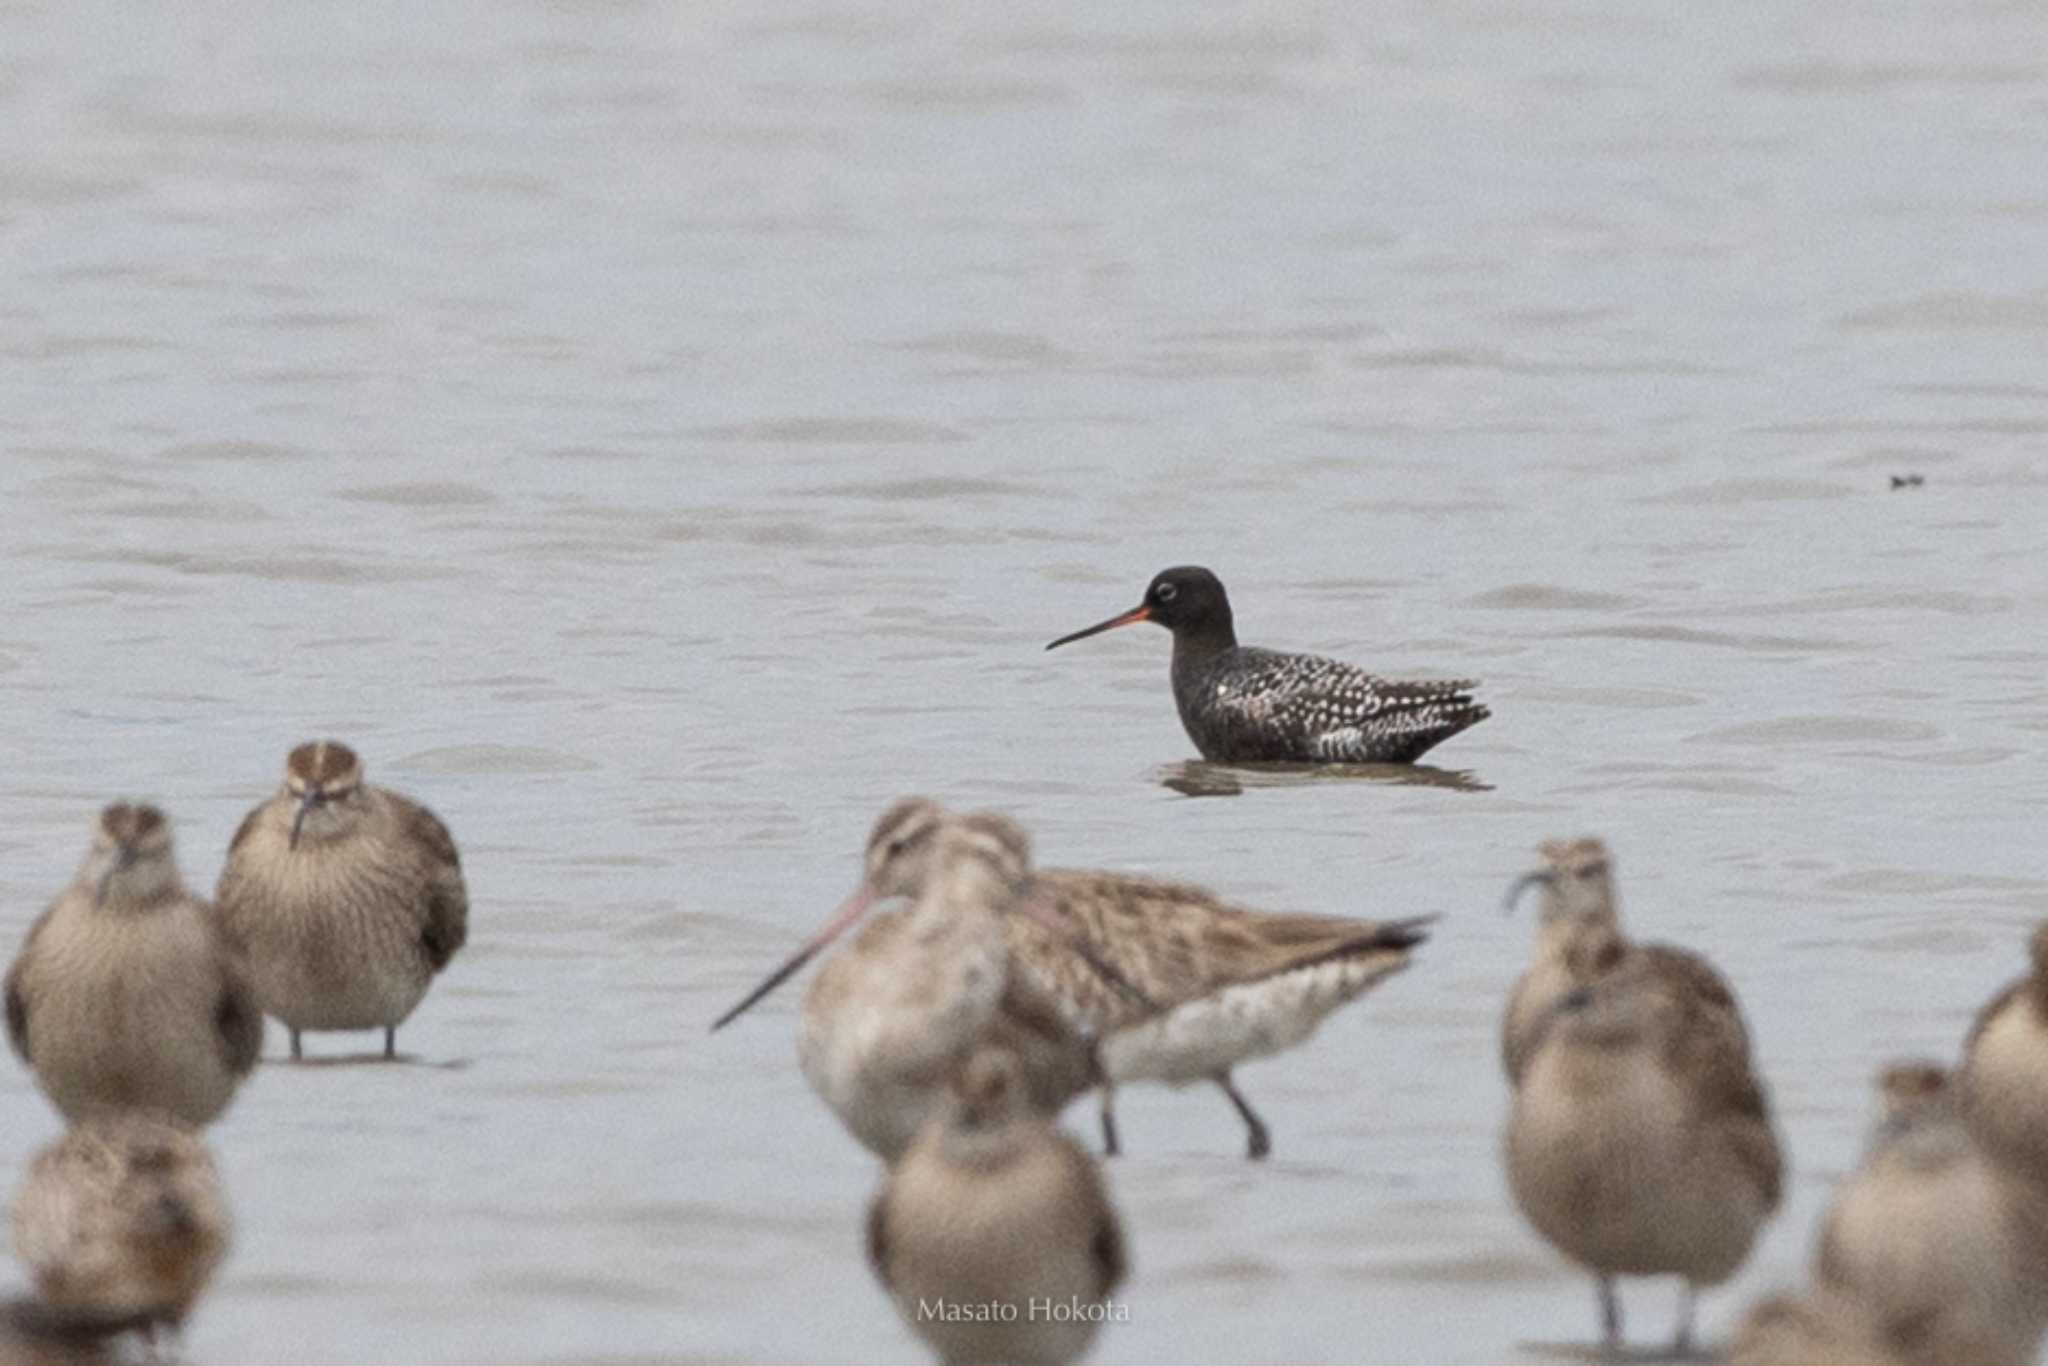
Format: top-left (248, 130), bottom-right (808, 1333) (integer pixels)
top-left (1048, 565), bottom-right (1489, 764)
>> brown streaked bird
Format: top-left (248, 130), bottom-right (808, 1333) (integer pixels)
top-left (1959, 922), bottom-right (2048, 1185)
top-left (1813, 1061), bottom-right (2048, 1366)
top-left (723, 800), bottom-right (1431, 1160)
top-left (1728, 1291), bottom-right (1909, 1366)
top-left (990, 865), bottom-right (1428, 1161)
top-left (11, 1113), bottom-right (229, 1345)
top-left (713, 801), bottom-right (1098, 1163)
top-left (868, 1048), bottom-right (1127, 1366)
top-left (4, 804), bottom-right (261, 1127)
top-left (214, 740), bottom-right (467, 1061)
top-left (1505, 921), bottom-right (1782, 1356)
top-left (1501, 836), bottom-right (1748, 1086)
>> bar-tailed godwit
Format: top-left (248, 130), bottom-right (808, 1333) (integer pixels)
top-left (712, 801), bottom-right (1097, 1163)
top-left (1005, 867), bottom-right (1430, 1160)
top-left (790, 799), bottom-right (1432, 1160)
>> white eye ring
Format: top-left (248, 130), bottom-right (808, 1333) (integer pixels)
top-left (1155, 582), bottom-right (1178, 602)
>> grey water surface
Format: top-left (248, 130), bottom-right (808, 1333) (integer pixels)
top-left (2, 0), bottom-right (2046, 1362)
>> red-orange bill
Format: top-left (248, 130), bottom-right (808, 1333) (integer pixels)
top-left (1045, 605), bottom-right (1151, 651)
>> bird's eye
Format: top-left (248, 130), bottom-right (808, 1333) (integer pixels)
top-left (1155, 582), bottom-right (1178, 602)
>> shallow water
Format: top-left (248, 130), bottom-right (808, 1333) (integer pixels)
top-left (2, 0), bottom-right (2046, 1361)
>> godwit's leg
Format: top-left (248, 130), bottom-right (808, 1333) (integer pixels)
top-left (384, 1026), bottom-right (397, 1060)
top-left (1671, 1281), bottom-right (1695, 1358)
top-left (1213, 1071), bottom-right (1271, 1160)
top-left (1098, 1084), bottom-right (1121, 1157)
top-left (290, 1028), bottom-right (303, 1061)
top-left (1597, 1274), bottom-right (1622, 1352)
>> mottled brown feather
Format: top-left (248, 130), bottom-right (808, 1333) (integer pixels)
top-left (984, 971), bottom-right (1099, 1113)
top-left (1058, 1140), bottom-right (1127, 1296)
top-left (212, 959), bottom-right (262, 1078)
top-left (401, 799), bottom-right (467, 971)
top-left (1022, 868), bottom-right (1424, 1030)
top-left (1662, 986), bottom-right (1782, 1209)
top-left (223, 806), bottom-right (263, 860)
top-left (1964, 976), bottom-right (2029, 1054)
top-left (5, 971), bottom-right (28, 1065)
top-left (5, 909), bottom-right (55, 1066)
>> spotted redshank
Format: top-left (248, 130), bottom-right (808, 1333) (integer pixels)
top-left (1046, 566), bottom-right (1488, 764)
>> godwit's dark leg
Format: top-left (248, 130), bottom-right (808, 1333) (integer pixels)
top-left (383, 1026), bottom-right (397, 1060)
top-left (1671, 1281), bottom-right (1696, 1357)
top-left (1598, 1274), bottom-right (1622, 1351)
top-left (1213, 1071), bottom-right (1271, 1160)
top-left (290, 1028), bottom-right (302, 1061)
top-left (1098, 1084), bottom-right (1121, 1157)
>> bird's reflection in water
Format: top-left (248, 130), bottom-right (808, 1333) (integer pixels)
top-left (1155, 760), bottom-right (1493, 799)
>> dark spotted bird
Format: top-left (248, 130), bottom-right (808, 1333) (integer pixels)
top-left (1045, 566), bottom-right (1488, 765)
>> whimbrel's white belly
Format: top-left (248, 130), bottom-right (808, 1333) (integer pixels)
top-left (1099, 953), bottom-right (1405, 1086)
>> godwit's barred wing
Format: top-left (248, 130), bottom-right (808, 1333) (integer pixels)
top-left (1013, 868), bottom-right (1430, 1031)
top-left (1174, 646), bottom-right (1487, 764)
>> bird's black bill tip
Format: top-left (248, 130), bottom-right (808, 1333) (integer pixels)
top-left (710, 946), bottom-right (820, 1032)
top-left (1501, 870), bottom-right (1555, 916)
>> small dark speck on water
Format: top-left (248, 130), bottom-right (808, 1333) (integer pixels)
top-left (1890, 474), bottom-right (1925, 489)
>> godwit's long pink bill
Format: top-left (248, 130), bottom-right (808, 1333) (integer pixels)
top-left (711, 887), bottom-right (876, 1032)
top-left (712, 881), bottom-right (1149, 1032)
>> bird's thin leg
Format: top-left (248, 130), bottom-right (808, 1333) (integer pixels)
top-left (290, 1028), bottom-right (303, 1062)
top-left (383, 1027), bottom-right (397, 1061)
top-left (1213, 1071), bottom-right (1271, 1160)
top-left (1098, 1085), bottom-right (1120, 1157)
top-left (1598, 1275), bottom-right (1622, 1352)
top-left (1672, 1281), bottom-right (1696, 1358)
